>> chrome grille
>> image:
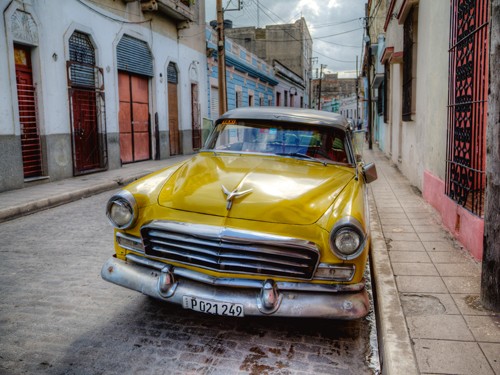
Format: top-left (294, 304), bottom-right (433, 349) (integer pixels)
top-left (140, 221), bottom-right (320, 280)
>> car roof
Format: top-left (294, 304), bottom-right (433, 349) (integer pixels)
top-left (218, 107), bottom-right (349, 130)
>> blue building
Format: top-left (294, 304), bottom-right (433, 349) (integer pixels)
top-left (206, 26), bottom-right (278, 121)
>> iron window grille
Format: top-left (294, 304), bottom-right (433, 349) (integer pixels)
top-left (167, 62), bottom-right (178, 84)
top-left (377, 83), bottom-right (384, 116)
top-left (445, 0), bottom-right (489, 217)
top-left (402, 8), bottom-right (414, 121)
top-left (384, 63), bottom-right (389, 123)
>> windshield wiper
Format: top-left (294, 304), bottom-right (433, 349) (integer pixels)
top-left (275, 152), bottom-right (327, 166)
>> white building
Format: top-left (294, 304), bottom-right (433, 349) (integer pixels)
top-left (0, 0), bottom-right (207, 192)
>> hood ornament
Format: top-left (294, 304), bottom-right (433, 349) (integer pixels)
top-left (222, 185), bottom-right (253, 210)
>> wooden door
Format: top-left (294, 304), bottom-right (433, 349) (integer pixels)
top-left (191, 83), bottom-right (201, 150)
top-left (118, 71), bottom-right (150, 163)
top-left (168, 82), bottom-right (180, 155)
top-left (14, 45), bottom-right (43, 178)
top-left (71, 89), bottom-right (100, 170)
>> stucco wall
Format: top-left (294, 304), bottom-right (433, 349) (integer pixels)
top-left (417, 0), bottom-right (450, 181)
top-left (0, 0), bottom-right (208, 192)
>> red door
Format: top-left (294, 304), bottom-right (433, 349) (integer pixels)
top-left (71, 89), bottom-right (100, 171)
top-left (118, 72), bottom-right (150, 163)
top-left (14, 45), bottom-right (43, 178)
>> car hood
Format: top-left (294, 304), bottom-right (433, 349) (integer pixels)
top-left (158, 153), bottom-right (354, 225)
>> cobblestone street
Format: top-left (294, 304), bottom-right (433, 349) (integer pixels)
top-left (0, 191), bottom-right (377, 375)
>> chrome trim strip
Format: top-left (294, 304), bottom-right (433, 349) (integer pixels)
top-left (143, 221), bottom-right (319, 252)
top-left (116, 232), bottom-right (144, 253)
top-left (313, 263), bottom-right (356, 282)
top-left (126, 254), bottom-right (364, 293)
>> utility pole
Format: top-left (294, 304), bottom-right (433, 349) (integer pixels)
top-left (308, 57), bottom-right (318, 108)
top-left (481, 0), bottom-right (499, 312)
top-left (216, 0), bottom-right (227, 115)
top-left (364, 6), bottom-right (373, 149)
top-left (356, 55), bottom-right (359, 123)
top-left (318, 64), bottom-right (326, 110)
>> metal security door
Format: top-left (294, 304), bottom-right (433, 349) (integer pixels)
top-left (14, 44), bottom-right (43, 178)
top-left (118, 71), bottom-right (151, 163)
top-left (71, 89), bottom-right (100, 170)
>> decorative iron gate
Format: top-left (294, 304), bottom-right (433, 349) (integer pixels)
top-left (446, 0), bottom-right (489, 217)
top-left (67, 31), bottom-right (107, 175)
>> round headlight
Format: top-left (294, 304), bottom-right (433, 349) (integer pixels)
top-left (106, 191), bottom-right (138, 229)
top-left (329, 217), bottom-right (366, 260)
top-left (334, 229), bottom-right (361, 255)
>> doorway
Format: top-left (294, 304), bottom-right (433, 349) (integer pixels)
top-left (14, 44), bottom-right (43, 178)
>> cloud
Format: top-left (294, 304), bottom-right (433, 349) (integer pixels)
top-left (328, 0), bottom-right (341, 8)
top-left (206, 0), bottom-right (366, 72)
top-left (295, 0), bottom-right (320, 17)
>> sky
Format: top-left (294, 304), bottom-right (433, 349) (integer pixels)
top-left (205, 0), bottom-right (367, 78)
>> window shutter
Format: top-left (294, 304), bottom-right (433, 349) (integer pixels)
top-left (117, 35), bottom-right (153, 77)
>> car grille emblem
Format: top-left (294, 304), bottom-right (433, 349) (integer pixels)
top-left (221, 185), bottom-right (253, 210)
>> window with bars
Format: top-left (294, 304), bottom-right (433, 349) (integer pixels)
top-left (402, 8), bottom-right (415, 121)
top-left (167, 62), bottom-right (178, 84)
top-left (68, 31), bottom-right (97, 88)
top-left (377, 83), bottom-right (384, 116)
top-left (445, 0), bottom-right (489, 217)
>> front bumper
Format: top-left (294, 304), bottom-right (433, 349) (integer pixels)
top-left (101, 254), bottom-right (370, 319)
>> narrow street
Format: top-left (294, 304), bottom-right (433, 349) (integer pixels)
top-left (0, 190), bottom-right (379, 375)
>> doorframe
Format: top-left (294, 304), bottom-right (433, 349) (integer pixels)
top-left (5, 4), bottom-right (48, 181)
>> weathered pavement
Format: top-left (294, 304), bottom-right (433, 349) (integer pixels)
top-left (1, 147), bottom-right (499, 374)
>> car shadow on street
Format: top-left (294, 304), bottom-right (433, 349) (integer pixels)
top-left (48, 294), bottom-right (374, 375)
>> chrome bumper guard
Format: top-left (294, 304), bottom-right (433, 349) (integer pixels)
top-left (101, 254), bottom-right (369, 319)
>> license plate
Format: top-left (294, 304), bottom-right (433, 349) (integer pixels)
top-left (182, 296), bottom-right (244, 317)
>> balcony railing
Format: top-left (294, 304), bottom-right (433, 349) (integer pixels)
top-left (140, 0), bottom-right (195, 22)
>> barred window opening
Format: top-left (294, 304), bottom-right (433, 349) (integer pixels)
top-left (445, 0), bottom-right (489, 217)
top-left (402, 8), bottom-right (414, 121)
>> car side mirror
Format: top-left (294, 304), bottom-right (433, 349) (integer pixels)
top-left (363, 162), bottom-right (377, 183)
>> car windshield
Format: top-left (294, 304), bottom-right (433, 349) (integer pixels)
top-left (204, 120), bottom-right (351, 164)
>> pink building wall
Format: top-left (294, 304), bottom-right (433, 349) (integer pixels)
top-left (423, 170), bottom-right (484, 260)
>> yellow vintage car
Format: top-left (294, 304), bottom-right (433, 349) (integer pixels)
top-left (102, 107), bottom-right (377, 319)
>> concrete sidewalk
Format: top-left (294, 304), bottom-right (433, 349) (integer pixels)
top-left (0, 155), bottom-right (190, 223)
top-left (0, 149), bottom-right (498, 374)
top-left (366, 146), bottom-right (499, 375)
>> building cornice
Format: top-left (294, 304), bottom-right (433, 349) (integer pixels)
top-left (397, 0), bottom-right (419, 25)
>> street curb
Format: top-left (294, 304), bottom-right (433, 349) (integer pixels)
top-left (0, 175), bottom-right (143, 224)
top-left (368, 188), bottom-right (419, 375)
top-left (0, 155), bottom-right (192, 224)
